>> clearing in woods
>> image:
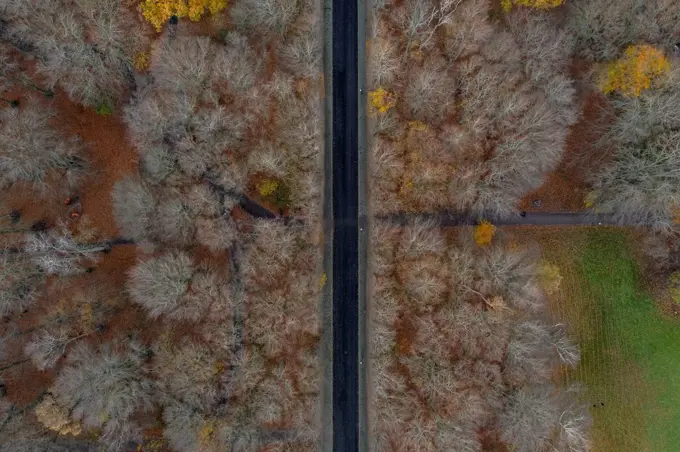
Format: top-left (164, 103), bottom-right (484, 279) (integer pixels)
top-left (532, 227), bottom-right (680, 452)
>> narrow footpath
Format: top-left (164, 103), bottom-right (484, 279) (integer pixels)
top-left (382, 211), bottom-right (622, 227)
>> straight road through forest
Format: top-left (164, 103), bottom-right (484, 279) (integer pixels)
top-left (331, 0), bottom-right (359, 451)
top-left (326, 0), bottom-right (621, 448)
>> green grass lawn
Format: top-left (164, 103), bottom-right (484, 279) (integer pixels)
top-left (534, 228), bottom-right (680, 452)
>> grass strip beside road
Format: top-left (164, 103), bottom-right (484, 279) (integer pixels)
top-left (535, 228), bottom-right (680, 452)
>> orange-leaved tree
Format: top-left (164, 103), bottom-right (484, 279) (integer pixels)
top-left (599, 44), bottom-right (670, 97)
top-left (501, 0), bottom-right (563, 11)
top-left (141, 0), bottom-right (228, 32)
top-left (474, 220), bottom-right (496, 247)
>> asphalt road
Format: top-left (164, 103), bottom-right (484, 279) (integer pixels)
top-left (331, 0), bottom-right (359, 450)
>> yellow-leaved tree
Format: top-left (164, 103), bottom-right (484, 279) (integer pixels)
top-left (538, 261), bottom-right (562, 294)
top-left (35, 395), bottom-right (83, 436)
top-left (368, 87), bottom-right (397, 115)
top-left (141, 0), bottom-right (228, 32)
top-left (256, 179), bottom-right (279, 197)
top-left (501, 0), bottom-right (563, 11)
top-left (474, 220), bottom-right (496, 247)
top-left (599, 44), bottom-right (670, 97)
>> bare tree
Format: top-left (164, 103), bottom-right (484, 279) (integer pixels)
top-left (127, 252), bottom-right (230, 322)
top-left (230, 0), bottom-right (301, 35)
top-left (506, 10), bottom-right (578, 126)
top-left (24, 224), bottom-right (105, 276)
top-left (470, 244), bottom-right (541, 312)
top-left (153, 195), bottom-right (196, 247)
top-left (112, 177), bottom-right (155, 243)
top-left (114, 176), bottom-right (237, 248)
top-left (0, 222), bottom-right (107, 317)
top-left (150, 36), bottom-right (215, 99)
top-left (184, 184), bottom-right (223, 217)
top-left (278, 32), bottom-right (321, 79)
top-left (594, 133), bottom-right (680, 228)
top-left (213, 32), bottom-right (263, 95)
top-left (497, 385), bottom-right (560, 452)
top-left (0, 105), bottom-right (86, 192)
top-left (0, 43), bottom-right (53, 99)
top-left (0, 45), bottom-right (20, 106)
top-left (394, 0), bottom-right (464, 51)
top-left (161, 400), bottom-right (207, 452)
top-left (153, 341), bottom-right (221, 411)
top-left (53, 340), bottom-right (154, 452)
top-left (568, 0), bottom-right (680, 61)
top-left (551, 324), bottom-right (581, 367)
top-left (504, 321), bottom-right (559, 387)
top-left (403, 56), bottom-right (456, 125)
top-left (434, 420), bottom-right (482, 452)
top-left (0, 253), bottom-right (43, 317)
top-left (442, 0), bottom-right (493, 59)
top-left (24, 329), bottom-right (87, 371)
top-left (448, 11), bottom-right (577, 217)
top-left (126, 251), bottom-right (192, 320)
top-left (0, 0), bottom-right (148, 107)
top-left (367, 37), bottom-right (401, 89)
top-left (195, 217), bottom-right (236, 253)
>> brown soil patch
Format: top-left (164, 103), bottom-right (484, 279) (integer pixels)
top-left (166, 6), bottom-right (233, 40)
top-left (518, 169), bottom-right (588, 213)
top-left (95, 244), bottom-right (138, 286)
top-left (1, 184), bottom-right (65, 229)
top-left (138, 426), bottom-right (171, 452)
top-left (195, 244), bottom-right (230, 269)
top-left (394, 312), bottom-right (415, 356)
top-left (50, 93), bottom-right (140, 239)
top-left (95, 302), bottom-right (146, 344)
top-left (231, 205), bottom-right (254, 233)
top-left (479, 429), bottom-right (510, 452)
top-left (3, 363), bottom-right (54, 406)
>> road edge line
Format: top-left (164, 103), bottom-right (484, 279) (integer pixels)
top-left (357, 0), bottom-right (368, 450)
top-left (321, 0), bottom-right (334, 449)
